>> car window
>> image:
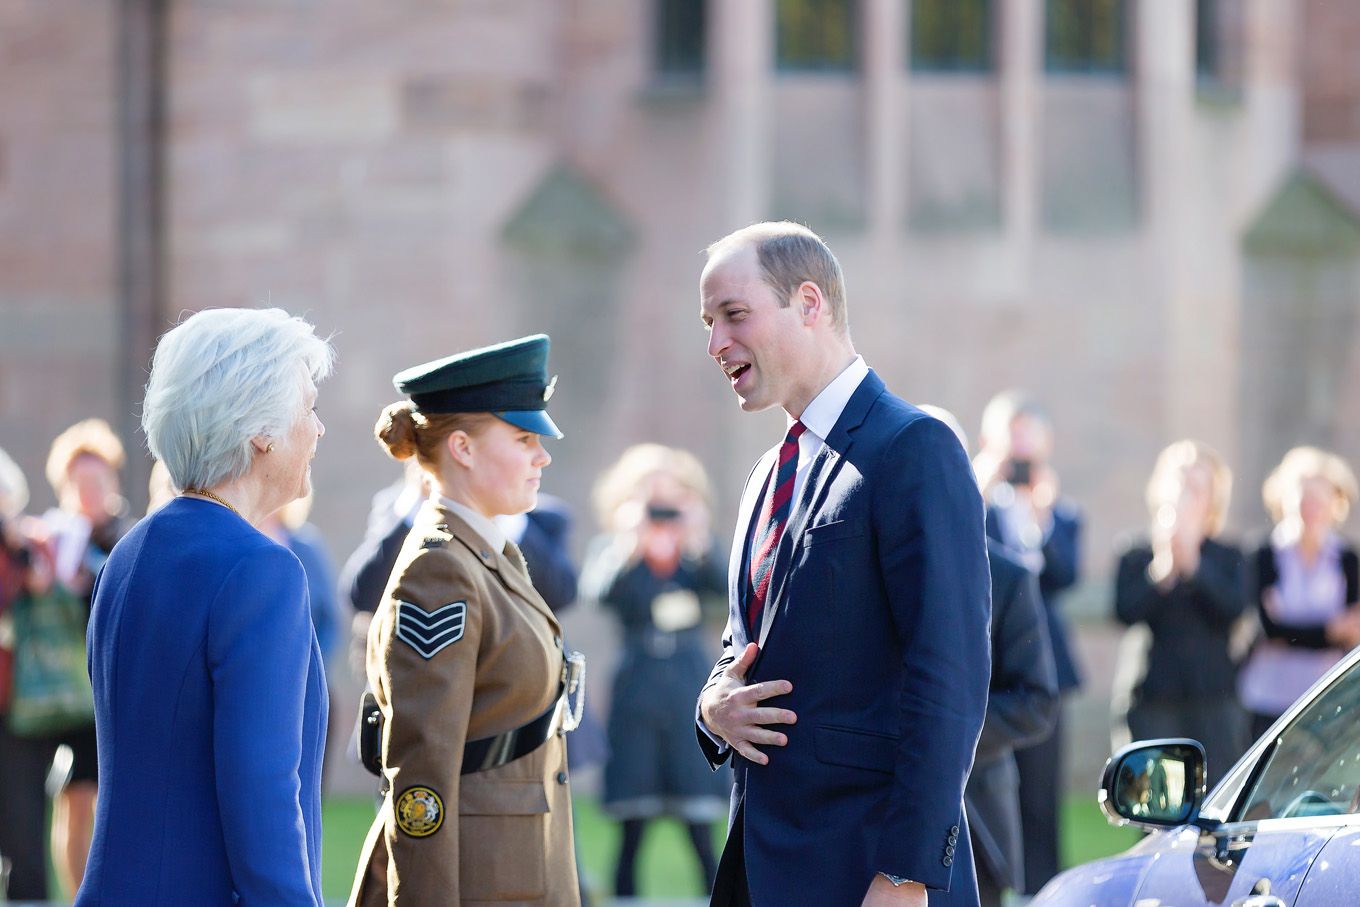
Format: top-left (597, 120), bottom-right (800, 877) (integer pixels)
top-left (1238, 665), bottom-right (1360, 822)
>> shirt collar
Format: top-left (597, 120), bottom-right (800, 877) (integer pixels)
top-left (438, 495), bottom-right (507, 552)
top-left (793, 355), bottom-right (869, 442)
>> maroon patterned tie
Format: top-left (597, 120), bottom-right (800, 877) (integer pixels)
top-left (747, 421), bottom-right (807, 636)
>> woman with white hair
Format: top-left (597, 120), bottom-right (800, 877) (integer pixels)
top-left (75, 308), bottom-right (334, 907)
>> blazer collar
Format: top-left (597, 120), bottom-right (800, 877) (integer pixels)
top-left (426, 500), bottom-right (559, 630)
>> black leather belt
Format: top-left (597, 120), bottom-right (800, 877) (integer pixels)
top-left (358, 651), bottom-right (585, 779)
top-left (461, 689), bottom-right (562, 775)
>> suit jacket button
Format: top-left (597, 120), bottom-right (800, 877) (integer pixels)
top-left (950, 825), bottom-right (960, 835)
top-left (942, 855), bottom-right (953, 867)
top-left (556, 771), bottom-right (568, 784)
top-left (948, 833), bottom-right (958, 845)
top-left (945, 844), bottom-right (955, 857)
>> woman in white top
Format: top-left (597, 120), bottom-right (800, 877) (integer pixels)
top-left (1238, 446), bottom-right (1360, 740)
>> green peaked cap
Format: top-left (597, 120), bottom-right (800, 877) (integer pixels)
top-left (392, 334), bottom-right (562, 438)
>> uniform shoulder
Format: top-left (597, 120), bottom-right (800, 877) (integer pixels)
top-left (387, 528), bottom-right (482, 614)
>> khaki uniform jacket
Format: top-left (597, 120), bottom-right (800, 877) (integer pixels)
top-left (349, 500), bottom-right (580, 907)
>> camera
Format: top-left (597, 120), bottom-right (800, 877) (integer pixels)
top-left (1006, 459), bottom-right (1033, 487)
top-left (645, 504), bottom-right (683, 524)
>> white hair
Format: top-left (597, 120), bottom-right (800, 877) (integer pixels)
top-left (142, 308), bottom-right (335, 491)
top-left (0, 445), bottom-right (29, 520)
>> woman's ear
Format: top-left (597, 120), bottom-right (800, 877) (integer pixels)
top-left (250, 435), bottom-right (272, 455)
top-left (445, 430), bottom-right (474, 469)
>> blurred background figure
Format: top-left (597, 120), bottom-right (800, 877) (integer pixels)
top-left (1114, 441), bottom-right (1248, 786)
top-left (339, 461), bottom-right (429, 620)
top-left (260, 494), bottom-right (342, 789)
top-left (1238, 446), bottom-right (1360, 740)
top-left (922, 405), bottom-right (1059, 907)
top-left (0, 445), bottom-right (53, 902)
top-left (583, 444), bottom-right (727, 898)
top-left (40, 418), bottom-right (132, 898)
top-left (974, 390), bottom-right (1082, 896)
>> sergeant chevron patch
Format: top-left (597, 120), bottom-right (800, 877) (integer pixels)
top-left (395, 600), bottom-right (467, 659)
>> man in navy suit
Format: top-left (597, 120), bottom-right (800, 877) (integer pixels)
top-left (695, 222), bottom-right (991, 906)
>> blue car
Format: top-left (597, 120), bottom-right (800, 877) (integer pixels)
top-left (1033, 646), bottom-right (1360, 907)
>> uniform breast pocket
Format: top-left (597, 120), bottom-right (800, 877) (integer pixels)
top-left (459, 781), bottom-right (551, 901)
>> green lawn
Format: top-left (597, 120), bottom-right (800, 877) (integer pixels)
top-left (320, 792), bottom-right (1142, 901)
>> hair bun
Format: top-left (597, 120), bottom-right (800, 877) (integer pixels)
top-left (375, 401), bottom-right (420, 461)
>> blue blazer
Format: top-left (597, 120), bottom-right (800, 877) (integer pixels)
top-left (77, 497), bottom-right (327, 907)
top-left (698, 371), bottom-right (992, 906)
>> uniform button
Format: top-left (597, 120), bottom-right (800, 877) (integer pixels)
top-left (554, 634), bottom-right (562, 647)
top-left (555, 771), bottom-right (568, 784)
top-left (942, 855), bottom-right (953, 867)
top-left (480, 549), bottom-right (491, 559)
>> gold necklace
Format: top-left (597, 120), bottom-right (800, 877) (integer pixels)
top-left (182, 488), bottom-right (242, 518)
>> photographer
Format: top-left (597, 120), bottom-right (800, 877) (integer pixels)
top-left (582, 444), bottom-right (727, 898)
top-left (974, 391), bottom-right (1083, 897)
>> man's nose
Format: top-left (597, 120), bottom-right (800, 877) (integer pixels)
top-left (707, 325), bottom-right (729, 360)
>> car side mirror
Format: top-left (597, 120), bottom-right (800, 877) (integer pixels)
top-left (1099, 738), bottom-right (1207, 829)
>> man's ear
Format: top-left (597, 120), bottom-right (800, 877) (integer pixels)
top-left (445, 430), bottom-right (474, 469)
top-left (795, 281), bottom-right (825, 326)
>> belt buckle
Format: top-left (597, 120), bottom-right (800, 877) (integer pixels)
top-left (560, 651), bottom-right (586, 733)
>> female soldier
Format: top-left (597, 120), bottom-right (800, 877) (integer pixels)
top-left (349, 335), bottom-right (581, 907)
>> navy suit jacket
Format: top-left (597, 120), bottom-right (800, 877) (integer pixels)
top-left (697, 371), bottom-right (992, 905)
top-left (966, 539), bottom-right (1058, 892)
top-left (77, 498), bottom-right (326, 906)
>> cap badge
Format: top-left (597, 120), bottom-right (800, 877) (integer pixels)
top-left (543, 374), bottom-right (558, 402)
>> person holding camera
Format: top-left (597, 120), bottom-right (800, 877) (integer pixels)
top-left (582, 444), bottom-right (727, 898)
top-left (974, 390), bottom-right (1083, 897)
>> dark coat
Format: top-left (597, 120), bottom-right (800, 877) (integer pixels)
top-left (986, 503), bottom-right (1082, 691)
top-left (1115, 536), bottom-right (1249, 701)
top-left (966, 540), bottom-right (1059, 893)
top-left (697, 372), bottom-right (992, 906)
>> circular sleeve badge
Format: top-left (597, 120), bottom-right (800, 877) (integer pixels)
top-left (395, 785), bottom-right (445, 838)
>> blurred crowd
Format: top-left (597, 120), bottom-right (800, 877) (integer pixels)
top-left (1, 387), bottom-right (1358, 902)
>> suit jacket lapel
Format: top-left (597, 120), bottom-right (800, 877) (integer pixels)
top-left (756, 370), bottom-right (888, 648)
top-left (730, 447), bottom-right (778, 647)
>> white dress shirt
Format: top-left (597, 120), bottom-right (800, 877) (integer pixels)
top-left (438, 495), bottom-right (506, 553)
top-left (748, 355), bottom-right (869, 563)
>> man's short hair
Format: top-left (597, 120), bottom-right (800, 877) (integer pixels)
top-left (707, 221), bottom-right (849, 333)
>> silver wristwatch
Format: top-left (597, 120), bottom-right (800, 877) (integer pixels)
top-left (878, 872), bottom-right (916, 887)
